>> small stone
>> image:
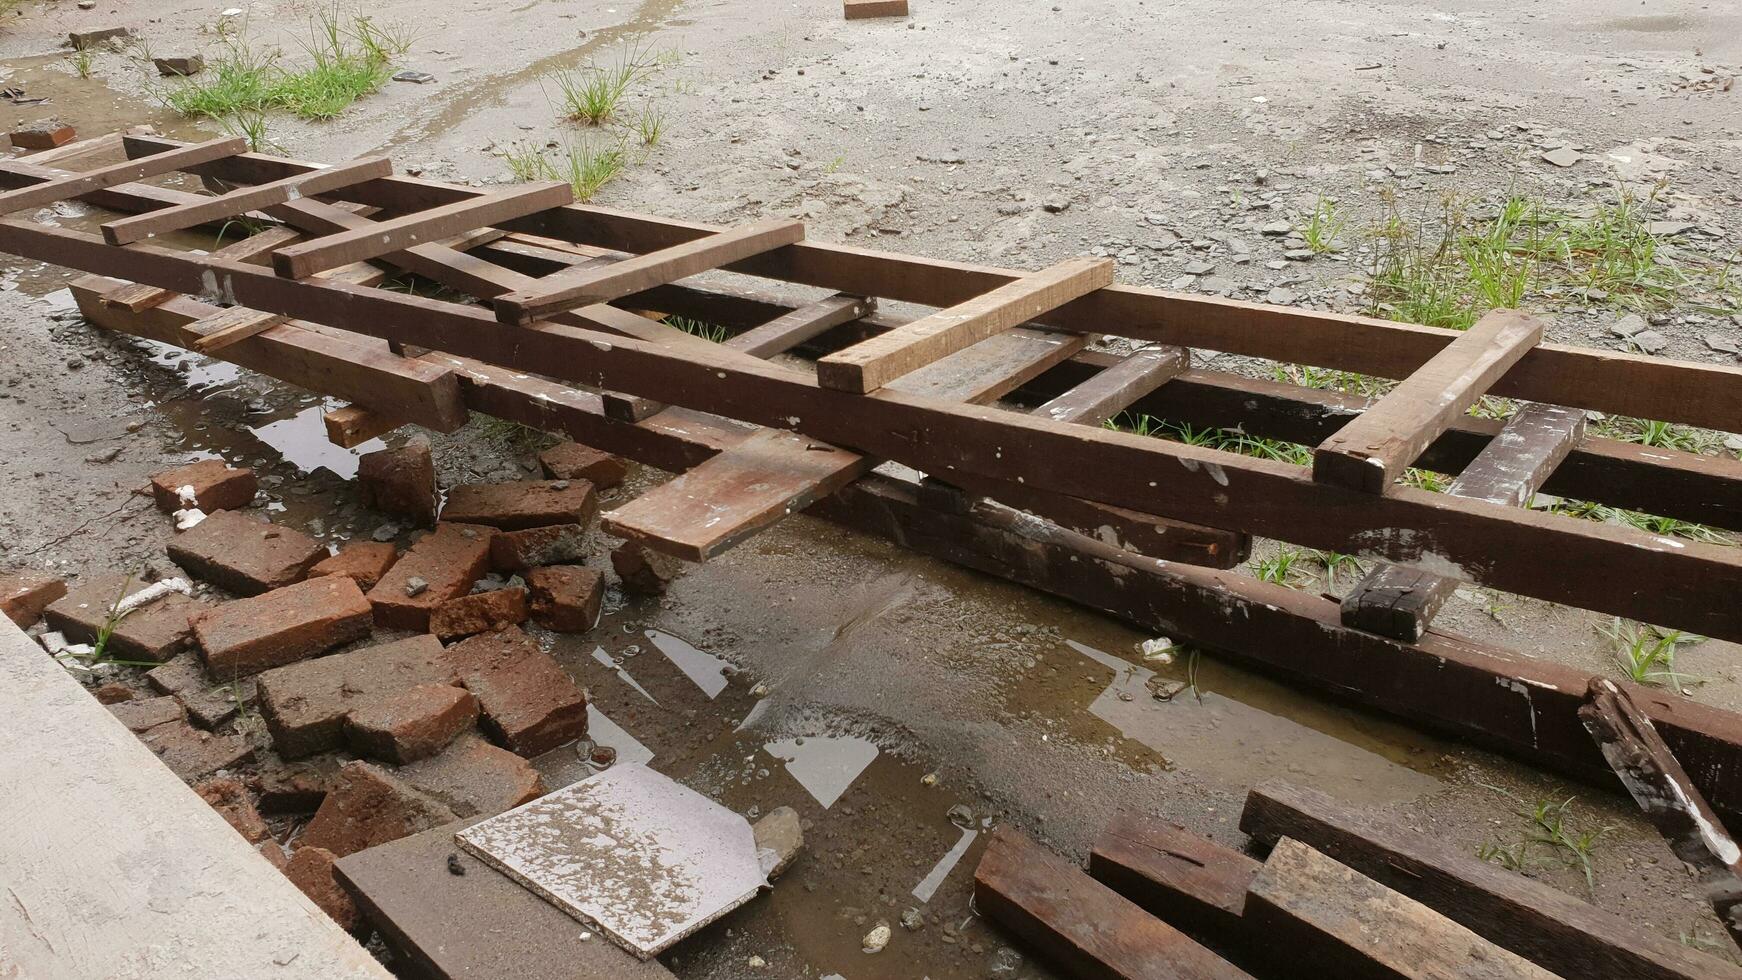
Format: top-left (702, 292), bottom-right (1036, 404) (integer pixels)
top-left (1541, 147), bottom-right (1581, 168)
top-left (1609, 313), bottom-right (1649, 338)
top-left (406, 576), bottom-right (429, 597)
top-left (1631, 330), bottom-right (1669, 355)
top-left (372, 522), bottom-right (401, 543)
top-left (920, 772), bottom-right (938, 787)
top-left (900, 908), bottom-right (924, 931)
top-left (1259, 220), bottom-right (1291, 236)
top-left (447, 852), bottom-right (466, 875)
top-left (153, 55), bottom-right (205, 76)
top-left (1040, 196), bottom-right (1070, 213)
top-left (752, 805), bottom-right (804, 880)
top-left (611, 541), bottom-right (683, 595)
top-left (1181, 261), bottom-right (1215, 276)
top-left (862, 922), bottom-right (891, 954)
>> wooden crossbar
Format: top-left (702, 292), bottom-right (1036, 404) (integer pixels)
top-left (1314, 310), bottom-right (1544, 492)
top-left (188, 306), bottom-right (290, 353)
top-left (1030, 344), bottom-right (1189, 426)
top-left (0, 136), bottom-right (244, 215)
top-left (817, 256), bottom-right (1114, 393)
top-left (728, 294), bottom-right (873, 357)
top-left (100, 156), bottom-right (392, 245)
top-left (493, 217), bottom-right (805, 325)
top-left (323, 404), bottom-right (402, 448)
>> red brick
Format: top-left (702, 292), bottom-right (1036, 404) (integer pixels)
top-left (10, 122), bottom-right (74, 149)
top-left (252, 755), bottom-right (343, 814)
top-left (358, 441), bottom-right (437, 527)
top-left (366, 523), bottom-right (494, 631)
top-left (440, 480), bottom-right (597, 531)
top-left (195, 776), bottom-right (271, 843)
top-left (539, 441), bottom-right (627, 490)
top-left (445, 626), bottom-right (588, 756)
top-left (298, 761), bottom-right (456, 857)
top-left (138, 719), bottom-right (254, 781)
top-left (398, 733), bottom-right (546, 818)
top-left (344, 683), bottom-right (478, 764)
top-left (149, 459), bottom-right (257, 514)
top-left (167, 509), bottom-right (326, 596)
top-left (256, 634), bottom-right (450, 758)
top-left (146, 651), bottom-right (256, 729)
top-left (192, 575), bottom-right (373, 678)
top-left (527, 565), bottom-right (603, 633)
top-left (92, 681), bottom-right (135, 704)
top-left (1, 569), bottom-right (66, 626)
top-left (108, 695), bottom-right (186, 732)
top-left (308, 541), bottom-right (398, 590)
top-left (429, 587), bottom-right (528, 640)
top-left (611, 540), bottom-right (684, 595)
top-left (257, 840), bottom-right (290, 870)
top-left (284, 846), bottom-right (363, 932)
top-left (488, 523), bottom-right (589, 573)
top-left (44, 574), bottom-right (211, 663)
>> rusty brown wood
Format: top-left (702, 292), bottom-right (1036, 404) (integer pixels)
top-left (100, 156), bottom-right (393, 245)
top-left (0, 136), bottom-right (244, 215)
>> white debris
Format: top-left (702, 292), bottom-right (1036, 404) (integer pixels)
top-left (173, 507), bottom-right (207, 531)
top-left (39, 631), bottom-right (69, 654)
top-left (113, 577), bottom-right (192, 617)
top-left (862, 922), bottom-right (891, 954)
top-left (1138, 636), bottom-right (1175, 664)
top-left (177, 484), bottom-right (199, 508)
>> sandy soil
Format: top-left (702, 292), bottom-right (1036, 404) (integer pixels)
top-left (2, 1), bottom-right (1741, 977)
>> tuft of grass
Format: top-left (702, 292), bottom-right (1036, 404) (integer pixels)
top-left (219, 110), bottom-right (278, 153)
top-left (1599, 617), bottom-right (1705, 691)
top-left (1477, 784), bottom-right (1613, 894)
top-left (70, 48), bottom-right (95, 78)
top-left (1302, 195), bottom-right (1345, 255)
top-left (1315, 550), bottom-right (1364, 586)
top-left (633, 103), bottom-right (666, 147)
top-left (663, 314), bottom-right (728, 342)
top-left (1594, 415), bottom-right (1724, 454)
top-left (1252, 549), bottom-right (1306, 587)
top-left (547, 43), bottom-right (657, 126)
top-left (498, 139), bottom-right (626, 202)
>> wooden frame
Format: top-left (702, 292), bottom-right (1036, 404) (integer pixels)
top-left (100, 155), bottom-right (393, 245)
top-left (0, 136), bottom-right (244, 215)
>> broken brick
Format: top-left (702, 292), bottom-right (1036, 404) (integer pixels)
top-left (430, 587), bottom-right (528, 641)
top-left (146, 651), bottom-right (256, 729)
top-left (298, 760), bottom-right (456, 857)
top-left (138, 719), bottom-right (254, 782)
top-left (44, 574), bottom-right (211, 663)
top-left (397, 733), bottom-right (545, 818)
top-left (284, 846), bottom-right (363, 932)
top-left (195, 776), bottom-right (271, 843)
top-left (192, 575), bottom-right (373, 678)
top-left (366, 523), bottom-right (494, 631)
top-left (108, 695), bottom-right (186, 733)
top-left (753, 805), bottom-right (804, 881)
top-left (253, 755), bottom-right (343, 814)
top-left (445, 626), bottom-right (588, 756)
top-left (257, 839), bottom-right (290, 870)
top-left (1, 569), bottom-right (67, 626)
top-left (344, 683), bottom-right (478, 764)
top-left (440, 480), bottom-right (597, 531)
top-left (256, 634), bottom-right (450, 759)
top-left (539, 441), bottom-right (627, 490)
top-left (611, 541), bottom-right (684, 595)
top-left (358, 441), bottom-right (438, 527)
top-left (149, 459), bottom-right (257, 514)
top-left (153, 54), bottom-right (204, 76)
top-left (68, 26), bottom-right (131, 48)
top-left (527, 565), bottom-right (603, 633)
top-left (92, 681), bottom-right (135, 704)
top-left (167, 509), bottom-right (326, 596)
top-left (308, 541), bottom-right (399, 591)
top-left (9, 121), bottom-right (74, 150)
top-left (488, 523), bottom-right (589, 573)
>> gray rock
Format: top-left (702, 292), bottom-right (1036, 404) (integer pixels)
top-left (1541, 147), bottom-right (1581, 168)
top-left (1182, 261), bottom-right (1215, 275)
top-left (1631, 329), bottom-right (1669, 354)
top-left (1609, 313), bottom-right (1649, 338)
top-left (1267, 287), bottom-right (1298, 306)
top-left (1704, 334), bottom-right (1741, 356)
top-left (752, 805), bottom-right (803, 880)
top-left (1260, 220), bottom-right (1292, 236)
top-left (1040, 196), bottom-right (1070, 214)
top-left (372, 523), bottom-right (400, 543)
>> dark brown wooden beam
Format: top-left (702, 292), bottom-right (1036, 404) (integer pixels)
top-left (100, 156), bottom-right (392, 245)
top-left (0, 136), bottom-right (244, 214)
top-left (1033, 344), bottom-right (1189, 426)
top-left (1088, 812), bottom-right (1259, 949)
top-left (727, 293), bottom-right (874, 358)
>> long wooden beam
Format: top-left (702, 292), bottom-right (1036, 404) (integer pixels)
top-left (0, 136), bottom-right (244, 215)
top-left (100, 156), bottom-right (393, 245)
top-left (123, 135), bottom-right (1742, 432)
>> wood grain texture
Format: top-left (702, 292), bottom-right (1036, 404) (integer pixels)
top-left (1314, 310), bottom-right (1544, 492)
top-left (817, 256), bottom-right (1115, 392)
top-left (99, 280), bottom-right (173, 312)
top-left (101, 155), bottom-right (392, 244)
top-left (188, 306), bottom-right (289, 353)
top-left (973, 826), bottom-right (1251, 980)
top-left (1245, 837), bottom-right (1559, 980)
top-left (844, 0), bottom-right (909, 18)
top-left (1032, 345), bottom-right (1189, 426)
top-left (727, 293), bottom-right (873, 358)
top-left (0, 135), bottom-right (243, 214)
top-left (324, 404), bottom-right (402, 448)
top-left (1239, 780), bottom-right (1741, 980)
top-left (492, 217), bottom-right (804, 325)
top-left (1088, 812), bottom-right (1259, 944)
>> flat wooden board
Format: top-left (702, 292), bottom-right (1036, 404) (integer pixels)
top-left (102, 155), bottom-right (392, 245)
top-left (1033, 345), bottom-right (1188, 425)
top-left (1088, 812), bottom-right (1258, 943)
top-left (189, 306), bottom-right (290, 353)
top-left (0, 135), bottom-right (244, 215)
top-left (727, 293), bottom-right (872, 358)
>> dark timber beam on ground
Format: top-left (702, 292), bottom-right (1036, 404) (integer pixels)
top-left (100, 156), bottom-right (392, 245)
top-left (121, 134), bottom-right (1742, 432)
top-left (0, 136), bottom-right (244, 215)
top-left (1314, 309), bottom-right (1545, 492)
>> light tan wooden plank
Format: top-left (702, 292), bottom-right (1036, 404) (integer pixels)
top-left (101, 156), bottom-right (392, 245)
top-left (816, 256), bottom-right (1113, 393)
top-left (0, 136), bottom-right (245, 215)
top-left (188, 306), bottom-right (291, 353)
top-left (100, 280), bottom-right (174, 313)
top-left (492, 217), bottom-right (805, 326)
top-left (1314, 310), bottom-right (1544, 492)
top-left (323, 404), bottom-right (402, 448)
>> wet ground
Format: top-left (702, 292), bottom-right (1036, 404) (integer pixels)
top-left (3, 1), bottom-right (1742, 976)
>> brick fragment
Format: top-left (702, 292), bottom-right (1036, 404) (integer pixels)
top-left (45, 574), bottom-right (211, 663)
top-left (397, 733), bottom-right (545, 818)
top-left (843, 0), bottom-right (908, 19)
top-left (489, 523), bottom-right (588, 573)
top-left (68, 26), bottom-right (131, 48)
top-left (344, 683), bottom-right (478, 764)
top-left (753, 805), bottom-right (805, 880)
top-left (358, 441), bottom-right (437, 527)
top-left (153, 54), bottom-right (204, 76)
top-left (366, 523), bottom-right (494, 631)
top-left (539, 441), bottom-right (627, 490)
top-left (611, 540), bottom-right (684, 595)
top-left (167, 509), bottom-right (326, 596)
top-left (149, 459), bottom-right (257, 514)
top-left (430, 587), bottom-right (528, 640)
top-left (527, 565), bottom-right (603, 632)
top-left (308, 541), bottom-right (398, 590)
top-left (256, 634), bottom-right (450, 758)
top-left (284, 846), bottom-right (363, 932)
top-left (147, 651), bottom-right (257, 729)
top-left (9, 121), bottom-right (74, 149)
top-left (195, 776), bottom-right (271, 843)
top-left (92, 681), bottom-right (135, 704)
top-left (253, 755), bottom-right (343, 814)
top-left (192, 575), bottom-right (373, 678)
top-left (1, 569), bottom-right (67, 626)
top-left (445, 626), bottom-right (588, 756)
top-left (138, 719), bottom-right (253, 781)
top-left (298, 761), bottom-right (456, 857)
top-left (440, 480), bottom-right (597, 531)
top-left (257, 839), bottom-right (289, 870)
top-left (108, 695), bottom-right (186, 733)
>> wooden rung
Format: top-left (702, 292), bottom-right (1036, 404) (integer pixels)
top-left (726, 294), bottom-right (874, 358)
top-left (101, 156), bottom-right (392, 245)
top-left (491, 217), bottom-right (806, 326)
top-left (0, 136), bottom-right (245, 215)
top-left (1313, 310), bottom-right (1544, 493)
top-left (271, 181), bottom-right (573, 279)
top-left (1032, 344), bottom-right (1188, 426)
top-left (816, 256), bottom-right (1114, 393)
top-left (100, 281), bottom-right (174, 313)
top-left (187, 306), bottom-right (289, 353)
top-left (323, 404), bottom-right (402, 448)
top-left (1341, 401), bottom-right (1584, 641)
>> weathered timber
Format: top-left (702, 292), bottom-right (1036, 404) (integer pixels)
top-left (1088, 812), bottom-right (1259, 951)
top-left (726, 293), bottom-right (874, 357)
top-left (122, 134), bottom-right (1742, 433)
top-left (101, 156), bottom-right (392, 244)
top-left (1580, 678), bottom-right (1742, 949)
top-left (1032, 344), bottom-right (1189, 425)
top-left (323, 404), bottom-right (402, 448)
top-left (817, 256), bottom-right (1115, 393)
top-left (1341, 402), bottom-right (1586, 641)
top-left (271, 181), bottom-right (572, 279)
top-left (99, 280), bottom-right (173, 312)
top-left (1244, 837), bottom-right (1558, 980)
top-left (1239, 780), bottom-right (1738, 980)
top-left (0, 136), bottom-right (243, 215)
top-left (188, 306), bottom-right (290, 353)
top-left (973, 826), bottom-right (1251, 979)
top-left (1314, 310), bottom-right (1545, 492)
top-left (493, 217), bottom-right (805, 325)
